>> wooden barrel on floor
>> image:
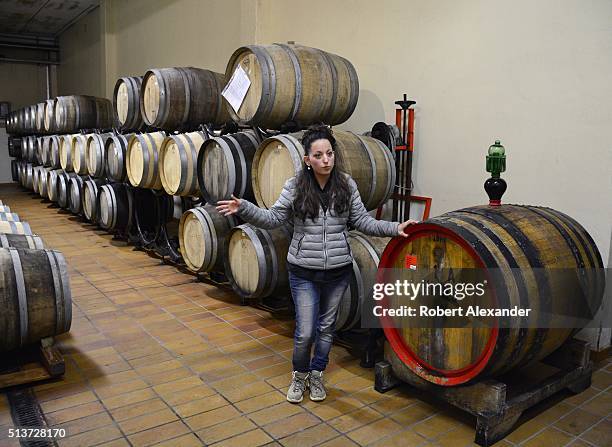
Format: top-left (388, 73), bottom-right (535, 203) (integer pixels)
top-left (0, 248), bottom-right (72, 352)
top-left (0, 234), bottom-right (44, 249)
top-left (252, 130), bottom-right (395, 210)
top-left (68, 175), bottom-right (86, 215)
top-left (179, 204), bottom-right (237, 273)
top-left (37, 167), bottom-right (55, 199)
top-left (59, 134), bottom-right (77, 172)
top-left (140, 67), bottom-right (229, 130)
top-left (335, 233), bottom-right (390, 332)
top-left (86, 133), bottom-right (112, 178)
top-left (225, 44), bottom-right (359, 129)
top-left (46, 169), bottom-right (64, 203)
top-left (82, 178), bottom-right (104, 223)
top-left (114, 76), bottom-right (145, 131)
top-left (71, 134), bottom-right (93, 175)
top-left (49, 135), bottom-right (62, 169)
top-left (126, 132), bottom-right (166, 189)
top-left (21, 163), bottom-right (34, 190)
top-left (225, 224), bottom-right (291, 299)
top-left (197, 131), bottom-right (259, 203)
top-left (0, 212), bottom-right (20, 222)
top-left (57, 171), bottom-right (77, 209)
top-left (105, 134), bottom-right (131, 182)
top-left (0, 221), bottom-right (32, 235)
top-left (378, 204), bottom-right (606, 386)
top-left (97, 183), bottom-right (133, 233)
top-left (159, 131), bottom-right (207, 196)
top-left (44, 98), bottom-right (57, 132)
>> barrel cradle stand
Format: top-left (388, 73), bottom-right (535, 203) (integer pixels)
top-left (0, 337), bottom-right (65, 389)
top-left (375, 338), bottom-right (592, 446)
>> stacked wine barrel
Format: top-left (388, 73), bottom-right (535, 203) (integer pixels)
top-left (0, 198), bottom-right (72, 353)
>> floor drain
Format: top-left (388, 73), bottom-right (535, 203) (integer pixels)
top-left (6, 388), bottom-right (57, 447)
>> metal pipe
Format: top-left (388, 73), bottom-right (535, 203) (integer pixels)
top-left (0, 42), bottom-right (59, 52)
top-left (0, 57), bottom-right (60, 66)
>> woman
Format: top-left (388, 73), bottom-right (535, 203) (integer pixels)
top-left (217, 125), bottom-right (415, 403)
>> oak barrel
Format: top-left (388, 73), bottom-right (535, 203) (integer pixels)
top-left (71, 134), bottom-right (93, 175)
top-left (0, 212), bottom-right (20, 222)
top-left (179, 204), bottom-right (237, 273)
top-left (11, 160), bottom-right (19, 182)
top-left (105, 133), bottom-right (132, 182)
top-left (225, 224), bottom-right (291, 299)
top-left (197, 131), bottom-right (259, 203)
top-left (159, 131), bottom-right (206, 196)
top-left (35, 102), bottom-right (46, 133)
top-left (21, 163), bottom-right (34, 190)
top-left (0, 221), bottom-right (32, 235)
top-left (336, 233), bottom-right (390, 332)
top-left (86, 133), bottom-right (112, 177)
top-left (43, 98), bottom-right (57, 132)
top-left (82, 178), bottom-right (104, 223)
top-left (37, 167), bottom-right (54, 199)
top-left (0, 234), bottom-right (44, 250)
top-left (0, 248), bottom-right (72, 352)
top-left (252, 130), bottom-right (395, 210)
top-left (114, 76), bottom-right (145, 131)
top-left (57, 171), bottom-right (77, 209)
top-left (68, 175), bottom-right (85, 215)
top-left (126, 132), bottom-right (166, 189)
top-left (97, 183), bottom-right (133, 233)
top-left (59, 134), bottom-right (78, 172)
top-left (378, 204), bottom-right (606, 386)
top-left (224, 44), bottom-right (359, 129)
top-left (46, 169), bottom-right (63, 203)
top-left (49, 135), bottom-right (62, 169)
top-left (54, 95), bottom-right (114, 132)
top-left (140, 67), bottom-right (229, 130)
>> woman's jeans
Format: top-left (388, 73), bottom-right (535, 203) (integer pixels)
top-left (288, 267), bottom-right (351, 373)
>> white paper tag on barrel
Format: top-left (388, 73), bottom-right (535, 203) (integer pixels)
top-left (222, 65), bottom-right (251, 113)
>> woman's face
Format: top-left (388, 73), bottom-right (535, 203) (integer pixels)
top-left (304, 138), bottom-right (335, 177)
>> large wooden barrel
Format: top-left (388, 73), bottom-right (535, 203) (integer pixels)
top-left (44, 98), bottom-right (57, 132)
top-left (114, 76), bottom-right (145, 131)
top-left (0, 234), bottom-right (44, 249)
top-left (159, 131), bottom-right (206, 196)
top-left (37, 167), bottom-right (54, 199)
top-left (86, 133), bottom-right (112, 177)
top-left (105, 133), bottom-right (131, 182)
top-left (32, 166), bottom-right (41, 194)
top-left (197, 131), bottom-right (259, 203)
top-left (59, 134), bottom-right (76, 172)
top-left (378, 205), bottom-right (606, 386)
top-left (0, 248), bottom-right (72, 352)
top-left (0, 212), bottom-right (20, 222)
top-left (68, 175), bottom-right (85, 215)
top-left (179, 204), bottom-right (237, 273)
top-left (252, 130), bottom-right (395, 210)
top-left (97, 183), bottom-right (133, 233)
top-left (21, 163), bottom-right (34, 190)
top-left (336, 233), bottom-right (390, 332)
top-left (46, 169), bottom-right (63, 203)
top-left (57, 171), bottom-right (77, 209)
top-left (55, 95), bottom-right (114, 132)
top-left (140, 67), bottom-right (229, 130)
top-left (71, 134), bottom-right (93, 175)
top-left (225, 224), bottom-right (291, 299)
top-left (82, 178), bottom-right (104, 223)
top-left (39, 136), bottom-right (53, 167)
top-left (0, 221), bottom-right (32, 235)
top-left (35, 102), bottom-right (46, 133)
top-left (224, 44), bottom-right (359, 129)
top-left (126, 132), bottom-right (166, 189)
top-left (49, 135), bottom-right (62, 169)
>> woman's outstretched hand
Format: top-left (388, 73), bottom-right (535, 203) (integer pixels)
top-left (397, 219), bottom-right (418, 237)
top-left (216, 195), bottom-right (242, 216)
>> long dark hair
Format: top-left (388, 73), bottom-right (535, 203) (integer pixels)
top-left (294, 125), bottom-right (351, 221)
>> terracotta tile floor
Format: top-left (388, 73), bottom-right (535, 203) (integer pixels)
top-left (0, 183), bottom-right (610, 447)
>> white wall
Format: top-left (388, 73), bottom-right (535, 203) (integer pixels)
top-left (0, 128), bottom-right (12, 184)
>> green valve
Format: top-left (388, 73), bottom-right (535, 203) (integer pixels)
top-left (486, 140), bottom-right (506, 178)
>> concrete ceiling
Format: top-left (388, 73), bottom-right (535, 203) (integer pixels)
top-left (0, 0), bottom-right (99, 37)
